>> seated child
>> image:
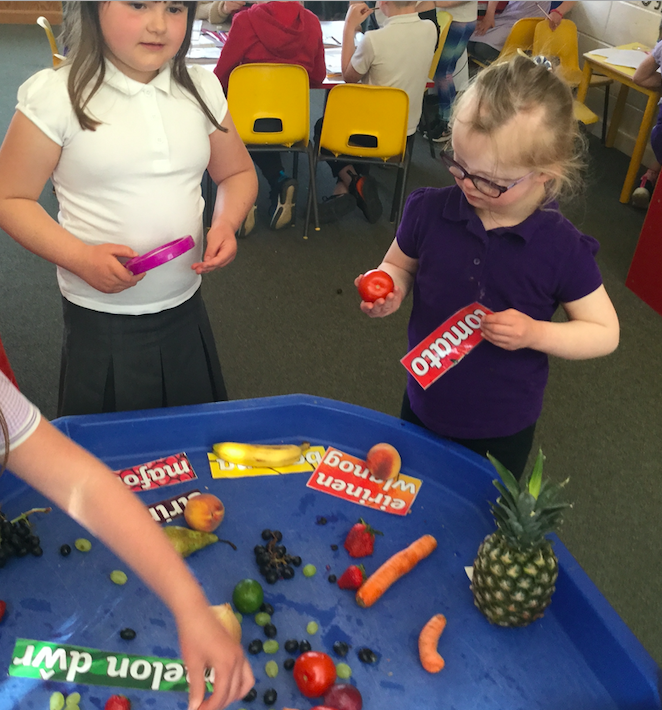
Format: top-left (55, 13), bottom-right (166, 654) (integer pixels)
top-left (317, 1), bottom-right (437, 224)
top-left (214, 1), bottom-right (326, 233)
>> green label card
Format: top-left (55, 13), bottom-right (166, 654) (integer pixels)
top-left (9, 639), bottom-right (213, 692)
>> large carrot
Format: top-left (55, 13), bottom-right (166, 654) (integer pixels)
top-left (418, 613), bottom-right (447, 672)
top-left (355, 534), bottom-right (437, 608)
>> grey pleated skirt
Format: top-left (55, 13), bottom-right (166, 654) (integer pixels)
top-left (58, 289), bottom-right (227, 417)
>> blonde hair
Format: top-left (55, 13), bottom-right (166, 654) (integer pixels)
top-left (451, 54), bottom-right (586, 203)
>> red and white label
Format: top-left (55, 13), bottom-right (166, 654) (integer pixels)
top-left (147, 489), bottom-right (201, 524)
top-left (115, 453), bottom-right (197, 492)
top-left (400, 302), bottom-right (493, 390)
top-left (306, 447), bottom-right (422, 516)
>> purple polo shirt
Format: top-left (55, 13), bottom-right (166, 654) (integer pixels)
top-left (397, 186), bottom-right (603, 439)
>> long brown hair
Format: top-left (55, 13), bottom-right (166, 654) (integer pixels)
top-left (63, 1), bottom-right (227, 133)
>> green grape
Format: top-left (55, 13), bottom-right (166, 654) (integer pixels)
top-left (65, 692), bottom-right (81, 708)
top-left (49, 692), bottom-right (65, 710)
top-left (74, 538), bottom-right (92, 552)
top-left (254, 612), bottom-right (271, 626)
top-left (302, 564), bottom-right (316, 577)
top-left (336, 662), bottom-right (352, 679)
top-left (110, 570), bottom-right (128, 585)
top-left (306, 621), bottom-right (319, 635)
top-left (265, 660), bottom-right (279, 678)
top-left (263, 640), bottom-right (279, 654)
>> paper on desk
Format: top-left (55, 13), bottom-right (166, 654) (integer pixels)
top-left (188, 47), bottom-right (222, 60)
top-left (586, 48), bottom-right (647, 70)
top-left (325, 47), bottom-right (343, 76)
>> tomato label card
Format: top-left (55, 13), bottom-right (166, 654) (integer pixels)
top-left (307, 447), bottom-right (422, 516)
top-left (208, 445), bottom-right (325, 479)
top-left (115, 453), bottom-right (197, 492)
top-left (401, 302), bottom-right (493, 390)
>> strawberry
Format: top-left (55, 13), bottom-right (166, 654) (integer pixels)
top-left (104, 695), bottom-right (130, 710)
top-left (343, 519), bottom-right (382, 558)
top-left (0, 600), bottom-right (6, 623)
top-left (337, 564), bottom-right (366, 590)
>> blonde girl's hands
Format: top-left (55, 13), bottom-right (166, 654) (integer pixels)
top-left (178, 607), bottom-right (255, 710)
top-left (79, 243), bottom-right (145, 293)
top-left (480, 309), bottom-right (541, 350)
top-left (354, 274), bottom-right (404, 318)
top-left (193, 223), bottom-right (237, 275)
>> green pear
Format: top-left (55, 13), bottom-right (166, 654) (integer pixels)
top-left (163, 525), bottom-right (219, 557)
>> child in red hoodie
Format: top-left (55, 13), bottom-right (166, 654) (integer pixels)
top-left (214, 1), bottom-right (326, 234)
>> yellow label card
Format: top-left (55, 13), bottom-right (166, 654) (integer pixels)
top-left (208, 445), bottom-right (326, 479)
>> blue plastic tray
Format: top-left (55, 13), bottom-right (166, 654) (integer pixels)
top-left (0, 395), bottom-right (659, 709)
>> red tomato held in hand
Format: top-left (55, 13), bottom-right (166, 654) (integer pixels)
top-left (293, 651), bottom-right (337, 698)
top-left (358, 269), bottom-right (394, 303)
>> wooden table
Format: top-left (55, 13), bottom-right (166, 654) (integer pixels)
top-left (576, 43), bottom-right (661, 204)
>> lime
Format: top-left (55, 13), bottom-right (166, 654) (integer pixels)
top-left (232, 579), bottom-right (264, 614)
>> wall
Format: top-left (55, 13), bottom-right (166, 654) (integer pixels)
top-left (572, 1), bottom-right (661, 166)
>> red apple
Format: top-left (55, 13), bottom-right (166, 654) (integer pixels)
top-left (184, 493), bottom-right (225, 532)
top-left (365, 442), bottom-right (401, 481)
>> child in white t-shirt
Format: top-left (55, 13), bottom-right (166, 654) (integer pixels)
top-left (0, 1), bottom-right (258, 416)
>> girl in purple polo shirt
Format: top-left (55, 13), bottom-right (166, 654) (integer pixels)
top-left (357, 54), bottom-right (619, 478)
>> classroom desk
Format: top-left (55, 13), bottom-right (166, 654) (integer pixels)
top-left (0, 396), bottom-right (659, 708)
top-left (576, 43), bottom-right (661, 204)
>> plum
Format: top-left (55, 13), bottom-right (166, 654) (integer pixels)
top-left (323, 683), bottom-right (363, 710)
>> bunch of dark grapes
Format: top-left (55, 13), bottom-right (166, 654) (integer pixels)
top-left (254, 529), bottom-right (302, 584)
top-left (0, 511), bottom-right (45, 567)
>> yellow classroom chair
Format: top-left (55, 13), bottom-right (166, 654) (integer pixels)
top-left (224, 63), bottom-right (319, 236)
top-left (470, 17), bottom-right (542, 70)
top-left (305, 84), bottom-right (410, 236)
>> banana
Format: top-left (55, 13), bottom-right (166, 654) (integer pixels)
top-left (212, 441), bottom-right (310, 468)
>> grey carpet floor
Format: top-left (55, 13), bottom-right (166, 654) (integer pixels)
top-left (1, 25), bottom-right (661, 671)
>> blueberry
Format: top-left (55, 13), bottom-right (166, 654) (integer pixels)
top-left (328, 574), bottom-right (337, 583)
top-left (299, 639), bottom-right (312, 653)
top-left (330, 544), bottom-right (339, 551)
top-left (333, 640), bottom-right (350, 657)
top-left (263, 688), bottom-right (277, 705)
top-left (264, 623), bottom-right (277, 638)
top-left (31, 546), bottom-right (43, 557)
top-left (247, 639), bottom-right (263, 655)
top-left (120, 628), bottom-right (136, 640)
top-left (242, 687), bottom-right (257, 702)
top-left (260, 602), bottom-right (274, 615)
top-left (261, 529), bottom-right (273, 541)
top-left (282, 566), bottom-right (295, 580)
top-left (316, 516), bottom-right (327, 525)
top-left (358, 647), bottom-right (378, 664)
top-left (60, 544), bottom-right (72, 557)
top-left (283, 658), bottom-right (295, 671)
top-left (284, 639), bottom-right (299, 653)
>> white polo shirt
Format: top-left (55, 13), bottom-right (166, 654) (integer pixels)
top-left (0, 371), bottom-right (40, 456)
top-left (16, 61), bottom-right (228, 315)
top-left (351, 14), bottom-right (437, 136)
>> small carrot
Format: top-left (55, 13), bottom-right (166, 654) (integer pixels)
top-left (418, 613), bottom-right (447, 673)
top-left (355, 534), bottom-right (437, 608)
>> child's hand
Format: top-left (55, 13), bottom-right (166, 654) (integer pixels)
top-left (345, 2), bottom-right (374, 30)
top-left (354, 274), bottom-right (404, 318)
top-left (79, 243), bottom-right (145, 293)
top-left (193, 223), bottom-right (237, 274)
top-left (480, 309), bottom-right (541, 350)
top-left (473, 15), bottom-right (494, 36)
top-left (176, 606), bottom-right (254, 710)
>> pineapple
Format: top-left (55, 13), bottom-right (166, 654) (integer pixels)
top-left (471, 450), bottom-right (571, 627)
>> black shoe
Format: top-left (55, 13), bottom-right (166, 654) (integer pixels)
top-left (424, 122), bottom-right (452, 143)
top-left (317, 193), bottom-right (357, 224)
top-left (631, 175), bottom-right (654, 209)
top-left (269, 177), bottom-right (297, 230)
top-left (349, 173), bottom-right (382, 224)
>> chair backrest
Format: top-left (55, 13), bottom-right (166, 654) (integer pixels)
top-left (319, 84), bottom-right (409, 162)
top-left (227, 63), bottom-right (310, 147)
top-left (428, 10), bottom-right (453, 81)
top-left (36, 16), bottom-right (63, 67)
top-left (532, 19), bottom-right (582, 85)
top-left (497, 17), bottom-right (542, 61)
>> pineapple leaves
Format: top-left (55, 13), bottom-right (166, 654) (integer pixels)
top-left (487, 453), bottom-right (519, 500)
top-left (527, 449), bottom-right (544, 500)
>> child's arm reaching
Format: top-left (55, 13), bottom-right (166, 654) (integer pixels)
top-left (480, 285), bottom-right (619, 359)
top-left (633, 53), bottom-right (662, 90)
top-left (195, 112), bottom-right (258, 275)
top-left (356, 237), bottom-right (418, 318)
top-left (0, 112), bottom-right (144, 294)
top-left (7, 415), bottom-right (255, 710)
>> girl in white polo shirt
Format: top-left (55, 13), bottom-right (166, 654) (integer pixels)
top-left (0, 1), bottom-right (258, 416)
